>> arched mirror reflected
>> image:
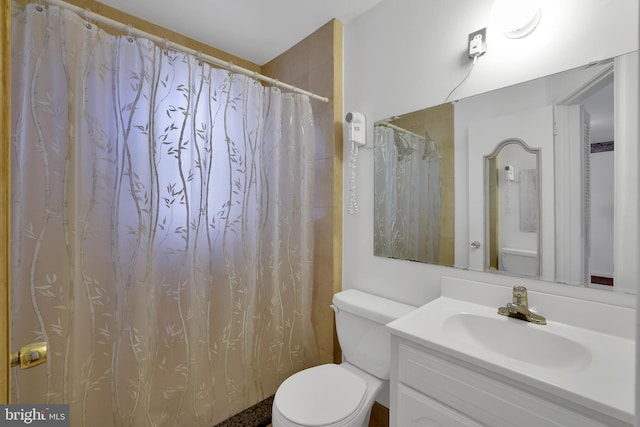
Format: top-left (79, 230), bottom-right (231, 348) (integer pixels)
top-left (485, 139), bottom-right (541, 277)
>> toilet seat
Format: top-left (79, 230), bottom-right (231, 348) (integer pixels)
top-left (274, 364), bottom-right (367, 426)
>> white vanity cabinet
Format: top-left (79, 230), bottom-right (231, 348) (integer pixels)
top-left (386, 277), bottom-right (635, 427)
top-left (390, 336), bottom-right (630, 427)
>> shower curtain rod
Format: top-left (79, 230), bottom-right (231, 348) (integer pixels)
top-left (377, 121), bottom-right (427, 141)
top-left (36, 0), bottom-right (330, 104)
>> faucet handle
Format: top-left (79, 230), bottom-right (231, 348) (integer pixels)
top-left (512, 286), bottom-right (528, 305)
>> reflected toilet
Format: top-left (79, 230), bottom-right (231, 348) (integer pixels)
top-left (500, 247), bottom-right (538, 277)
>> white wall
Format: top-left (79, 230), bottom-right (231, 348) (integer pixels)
top-left (342, 0), bottom-right (638, 307)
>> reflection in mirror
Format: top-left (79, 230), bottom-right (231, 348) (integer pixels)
top-left (467, 104), bottom-right (554, 282)
top-left (373, 104), bottom-right (454, 265)
top-left (485, 140), bottom-right (541, 278)
top-left (373, 51), bottom-right (638, 294)
top-left (583, 82), bottom-right (614, 287)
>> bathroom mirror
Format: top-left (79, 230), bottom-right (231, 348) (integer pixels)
top-left (374, 52), bottom-right (637, 292)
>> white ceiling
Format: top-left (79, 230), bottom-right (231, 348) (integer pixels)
top-left (98, 0), bottom-right (385, 65)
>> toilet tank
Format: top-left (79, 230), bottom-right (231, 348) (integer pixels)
top-left (332, 289), bottom-right (415, 380)
top-left (500, 247), bottom-right (539, 277)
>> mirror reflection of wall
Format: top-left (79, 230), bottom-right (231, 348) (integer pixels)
top-left (373, 103), bottom-right (454, 266)
top-left (467, 105), bottom-right (553, 281)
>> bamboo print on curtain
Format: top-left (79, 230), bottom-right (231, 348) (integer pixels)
top-left (10, 4), bottom-right (317, 426)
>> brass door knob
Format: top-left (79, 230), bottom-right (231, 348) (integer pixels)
top-left (10, 342), bottom-right (48, 369)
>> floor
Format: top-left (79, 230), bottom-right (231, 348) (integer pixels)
top-left (214, 396), bottom-right (389, 427)
top-left (214, 396), bottom-right (273, 427)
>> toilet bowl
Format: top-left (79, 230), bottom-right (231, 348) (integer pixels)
top-left (271, 289), bottom-right (415, 427)
top-left (272, 363), bottom-right (382, 427)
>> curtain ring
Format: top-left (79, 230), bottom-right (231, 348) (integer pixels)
top-left (163, 38), bottom-right (169, 56)
top-left (126, 24), bottom-right (134, 43)
top-left (35, 0), bottom-right (44, 12)
top-left (196, 51), bottom-right (203, 66)
top-left (85, 8), bottom-right (93, 30)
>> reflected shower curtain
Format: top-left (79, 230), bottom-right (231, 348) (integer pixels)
top-left (374, 126), bottom-right (441, 263)
top-left (10, 4), bottom-right (316, 426)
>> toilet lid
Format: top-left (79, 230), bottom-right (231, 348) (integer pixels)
top-left (275, 364), bottom-right (367, 426)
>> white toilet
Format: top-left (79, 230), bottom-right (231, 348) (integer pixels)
top-left (271, 289), bottom-right (415, 427)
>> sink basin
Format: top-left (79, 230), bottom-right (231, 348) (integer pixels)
top-left (443, 313), bottom-right (592, 371)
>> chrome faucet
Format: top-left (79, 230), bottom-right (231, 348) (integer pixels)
top-left (498, 286), bottom-right (546, 325)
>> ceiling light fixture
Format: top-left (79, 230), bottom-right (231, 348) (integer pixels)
top-left (493, 0), bottom-right (542, 39)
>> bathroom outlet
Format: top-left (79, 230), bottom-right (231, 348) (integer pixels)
top-left (468, 28), bottom-right (487, 58)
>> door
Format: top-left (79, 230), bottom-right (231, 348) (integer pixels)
top-left (467, 105), bottom-right (555, 281)
top-left (2, 0), bottom-right (11, 403)
top-left (554, 105), bottom-right (591, 286)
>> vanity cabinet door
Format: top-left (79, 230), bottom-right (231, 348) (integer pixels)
top-left (397, 384), bottom-right (482, 427)
top-left (394, 340), bottom-right (625, 427)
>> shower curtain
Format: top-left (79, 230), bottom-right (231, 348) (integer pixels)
top-left (374, 126), bottom-right (441, 263)
top-left (10, 4), bottom-right (317, 426)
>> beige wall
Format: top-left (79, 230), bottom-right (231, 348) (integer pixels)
top-left (422, 104), bottom-right (454, 266)
top-left (263, 20), bottom-right (344, 365)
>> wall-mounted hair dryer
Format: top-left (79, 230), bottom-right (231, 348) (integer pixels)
top-left (505, 165), bottom-right (515, 182)
top-left (345, 112), bottom-right (366, 215)
top-left (345, 112), bottom-right (366, 147)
